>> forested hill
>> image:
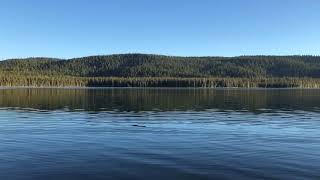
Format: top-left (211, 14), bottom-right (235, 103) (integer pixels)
top-left (1, 54), bottom-right (320, 88)
top-left (1, 54), bottom-right (320, 78)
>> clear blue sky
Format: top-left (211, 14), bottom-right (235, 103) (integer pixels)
top-left (0, 0), bottom-right (319, 59)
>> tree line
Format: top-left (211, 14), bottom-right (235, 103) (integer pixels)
top-left (1, 54), bottom-right (320, 88)
top-left (0, 75), bottom-right (320, 88)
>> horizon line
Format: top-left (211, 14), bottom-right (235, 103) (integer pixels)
top-left (1, 53), bottom-right (320, 61)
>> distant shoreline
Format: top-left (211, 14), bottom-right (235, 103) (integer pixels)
top-left (1, 86), bottom-right (320, 90)
top-left (1, 54), bottom-right (320, 88)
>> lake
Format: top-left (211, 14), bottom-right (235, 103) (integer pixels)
top-left (0, 88), bottom-right (319, 180)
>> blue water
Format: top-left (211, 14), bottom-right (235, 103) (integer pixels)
top-left (0, 88), bottom-right (319, 180)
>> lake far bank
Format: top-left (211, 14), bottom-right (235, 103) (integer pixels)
top-left (1, 76), bottom-right (320, 88)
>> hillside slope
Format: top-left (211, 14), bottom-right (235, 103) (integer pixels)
top-left (1, 54), bottom-right (320, 78)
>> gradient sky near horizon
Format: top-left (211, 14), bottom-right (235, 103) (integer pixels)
top-left (0, 0), bottom-right (319, 59)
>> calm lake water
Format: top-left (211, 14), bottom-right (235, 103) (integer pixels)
top-left (0, 88), bottom-right (320, 180)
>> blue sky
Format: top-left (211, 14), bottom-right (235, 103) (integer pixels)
top-left (0, 0), bottom-right (319, 59)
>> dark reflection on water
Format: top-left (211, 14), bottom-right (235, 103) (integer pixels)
top-left (0, 88), bottom-right (320, 180)
top-left (0, 88), bottom-right (320, 112)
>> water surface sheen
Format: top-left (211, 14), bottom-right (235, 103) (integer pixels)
top-left (0, 88), bottom-right (319, 180)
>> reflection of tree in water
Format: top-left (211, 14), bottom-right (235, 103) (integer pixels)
top-left (0, 88), bottom-right (319, 112)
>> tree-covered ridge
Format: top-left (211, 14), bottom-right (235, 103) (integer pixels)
top-left (1, 54), bottom-right (320, 78)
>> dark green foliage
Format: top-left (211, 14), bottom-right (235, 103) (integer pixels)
top-left (1, 54), bottom-right (320, 88)
top-left (0, 75), bottom-right (319, 88)
top-left (1, 54), bottom-right (320, 78)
